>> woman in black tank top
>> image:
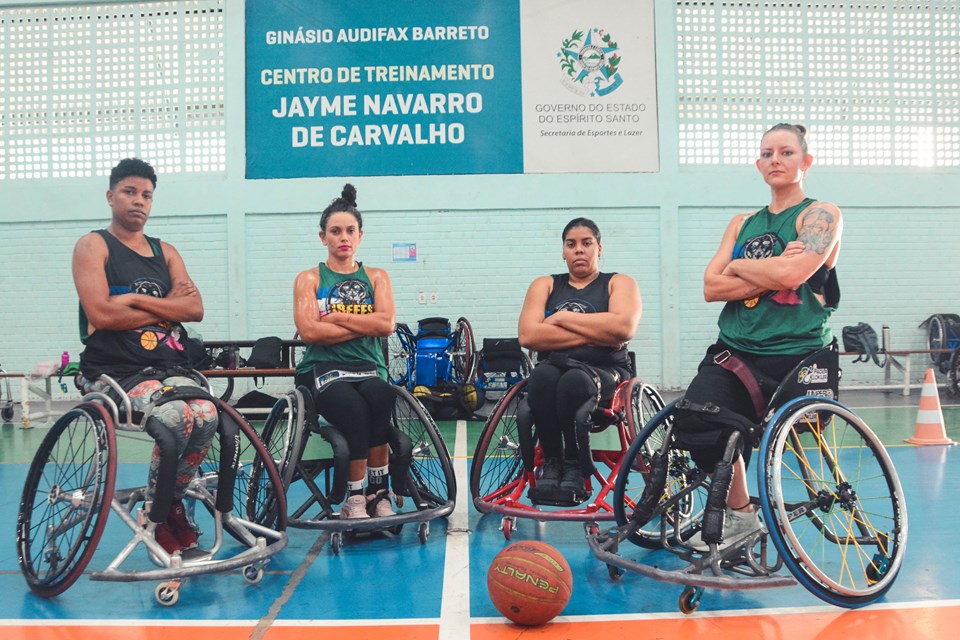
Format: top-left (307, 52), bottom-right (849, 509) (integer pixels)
top-left (518, 217), bottom-right (643, 503)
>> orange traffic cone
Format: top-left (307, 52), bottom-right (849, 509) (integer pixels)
top-left (906, 368), bottom-right (956, 445)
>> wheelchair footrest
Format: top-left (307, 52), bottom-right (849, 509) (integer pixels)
top-left (528, 486), bottom-right (590, 507)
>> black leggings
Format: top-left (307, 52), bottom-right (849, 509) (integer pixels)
top-left (676, 343), bottom-right (805, 471)
top-left (295, 373), bottom-right (396, 462)
top-left (526, 362), bottom-right (627, 461)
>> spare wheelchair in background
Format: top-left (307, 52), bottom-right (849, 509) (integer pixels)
top-left (588, 342), bottom-right (907, 613)
top-left (471, 353), bottom-right (665, 540)
top-left (253, 383), bottom-right (456, 554)
top-left (387, 316), bottom-right (479, 419)
top-left (16, 370), bottom-right (288, 606)
top-left (474, 338), bottom-right (533, 404)
top-left (920, 313), bottom-right (960, 372)
top-left (1, 361), bottom-right (14, 422)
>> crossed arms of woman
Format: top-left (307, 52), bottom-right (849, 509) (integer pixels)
top-left (293, 266), bottom-right (396, 345)
top-left (703, 202), bottom-right (843, 303)
top-left (518, 274), bottom-right (642, 352)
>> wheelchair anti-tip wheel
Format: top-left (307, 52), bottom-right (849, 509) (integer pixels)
top-left (613, 402), bottom-right (708, 549)
top-left (17, 402), bottom-right (117, 597)
top-left (759, 397), bottom-right (907, 608)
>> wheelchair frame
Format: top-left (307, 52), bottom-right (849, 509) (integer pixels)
top-left (256, 384), bottom-right (456, 555)
top-left (587, 346), bottom-right (908, 613)
top-left (16, 373), bottom-right (288, 606)
top-left (1, 363), bottom-right (14, 422)
top-left (471, 374), bottom-right (666, 540)
top-left (474, 338), bottom-right (534, 404)
top-left (387, 316), bottom-right (477, 391)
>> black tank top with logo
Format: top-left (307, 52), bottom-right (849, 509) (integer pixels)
top-left (78, 229), bottom-right (188, 379)
top-left (539, 272), bottom-right (629, 367)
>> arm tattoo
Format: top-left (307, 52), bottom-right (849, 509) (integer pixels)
top-left (797, 206), bottom-right (835, 255)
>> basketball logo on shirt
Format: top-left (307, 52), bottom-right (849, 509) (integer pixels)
top-left (740, 232), bottom-right (784, 260)
top-left (131, 278), bottom-right (165, 298)
top-left (552, 300), bottom-right (594, 314)
top-left (327, 279), bottom-right (374, 314)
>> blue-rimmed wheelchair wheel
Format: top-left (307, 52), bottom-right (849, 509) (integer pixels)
top-left (387, 323), bottom-right (416, 389)
top-left (758, 396), bottom-right (907, 608)
top-left (17, 402), bottom-right (117, 597)
top-left (613, 401), bottom-right (708, 549)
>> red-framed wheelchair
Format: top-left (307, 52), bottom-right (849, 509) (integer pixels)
top-left (470, 356), bottom-right (665, 540)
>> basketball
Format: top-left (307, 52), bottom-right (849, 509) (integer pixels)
top-left (487, 541), bottom-right (573, 626)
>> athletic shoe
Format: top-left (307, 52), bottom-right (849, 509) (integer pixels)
top-left (167, 500), bottom-right (198, 550)
top-left (559, 462), bottom-right (585, 494)
top-left (366, 490), bottom-right (396, 517)
top-left (153, 523), bottom-right (181, 554)
top-left (688, 507), bottom-right (762, 551)
top-left (340, 494), bottom-right (370, 519)
top-left (536, 458), bottom-right (563, 490)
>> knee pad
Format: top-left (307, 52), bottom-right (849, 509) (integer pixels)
top-left (318, 426), bottom-right (350, 505)
top-left (387, 426), bottom-right (414, 497)
top-left (144, 415), bottom-right (180, 523)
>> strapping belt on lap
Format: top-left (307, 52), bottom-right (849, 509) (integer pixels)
top-left (712, 350), bottom-right (766, 420)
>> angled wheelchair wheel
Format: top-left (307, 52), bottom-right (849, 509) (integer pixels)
top-left (614, 402), bottom-right (708, 549)
top-left (470, 380), bottom-right (527, 505)
top-left (927, 314), bottom-right (948, 366)
top-left (451, 317), bottom-right (476, 384)
top-left (201, 403), bottom-right (288, 541)
top-left (17, 402), bottom-right (117, 597)
top-left (948, 349), bottom-right (960, 398)
top-left (387, 323), bottom-right (416, 389)
top-left (248, 389), bottom-right (306, 527)
top-left (759, 397), bottom-right (907, 608)
top-left (392, 387), bottom-right (456, 508)
top-left (626, 380), bottom-right (666, 440)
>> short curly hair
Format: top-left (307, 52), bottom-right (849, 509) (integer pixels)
top-left (109, 158), bottom-right (157, 190)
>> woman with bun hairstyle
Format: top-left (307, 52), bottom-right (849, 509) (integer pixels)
top-left (293, 184), bottom-right (398, 519)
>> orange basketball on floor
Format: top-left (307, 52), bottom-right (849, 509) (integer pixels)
top-left (487, 541), bottom-right (573, 626)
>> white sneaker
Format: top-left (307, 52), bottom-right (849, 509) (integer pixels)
top-left (688, 507), bottom-right (762, 551)
top-left (340, 494), bottom-right (370, 519)
top-left (366, 490), bottom-right (396, 517)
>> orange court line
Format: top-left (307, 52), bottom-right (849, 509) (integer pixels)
top-left (472, 604), bottom-right (960, 640)
top-left (0, 624), bottom-right (439, 640)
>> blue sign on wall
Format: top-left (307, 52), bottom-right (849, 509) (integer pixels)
top-left (246, 1), bottom-right (523, 178)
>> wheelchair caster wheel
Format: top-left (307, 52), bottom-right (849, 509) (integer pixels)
top-left (607, 564), bottom-right (623, 581)
top-left (500, 517), bottom-right (514, 540)
top-left (243, 564), bottom-right (265, 585)
top-left (331, 532), bottom-right (343, 555)
top-left (418, 522), bottom-right (429, 544)
top-left (155, 581), bottom-right (181, 607)
top-left (679, 587), bottom-right (702, 615)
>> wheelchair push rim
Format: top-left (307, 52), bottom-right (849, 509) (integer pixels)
top-left (17, 402), bottom-right (117, 597)
top-left (759, 396), bottom-right (908, 607)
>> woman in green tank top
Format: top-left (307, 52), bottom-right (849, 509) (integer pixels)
top-left (293, 184), bottom-right (399, 519)
top-left (678, 124), bottom-right (844, 551)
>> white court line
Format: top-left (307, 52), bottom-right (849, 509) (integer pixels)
top-left (439, 419), bottom-right (471, 640)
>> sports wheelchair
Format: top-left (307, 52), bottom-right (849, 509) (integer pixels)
top-left (471, 353), bottom-right (665, 540)
top-left (253, 383), bottom-right (456, 554)
top-left (1, 361), bottom-right (14, 422)
top-left (387, 316), bottom-right (476, 391)
top-left (921, 313), bottom-right (960, 370)
top-left (587, 342), bottom-right (907, 613)
top-left (16, 371), bottom-right (288, 606)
